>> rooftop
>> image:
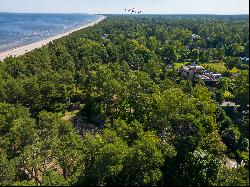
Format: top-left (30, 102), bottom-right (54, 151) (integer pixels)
top-left (180, 64), bottom-right (222, 82)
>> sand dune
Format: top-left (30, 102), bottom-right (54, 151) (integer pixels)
top-left (0, 15), bottom-right (106, 61)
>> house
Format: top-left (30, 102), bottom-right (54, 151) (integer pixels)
top-left (191, 34), bottom-right (201, 40)
top-left (179, 64), bottom-right (222, 87)
top-left (240, 57), bottom-right (249, 64)
top-left (102, 34), bottom-right (109, 39)
top-left (220, 101), bottom-right (238, 107)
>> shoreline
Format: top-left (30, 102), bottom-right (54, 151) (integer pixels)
top-left (0, 15), bottom-right (106, 61)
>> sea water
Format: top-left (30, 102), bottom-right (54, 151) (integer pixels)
top-left (0, 13), bottom-right (101, 52)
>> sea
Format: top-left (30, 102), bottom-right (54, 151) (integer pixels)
top-left (0, 13), bottom-right (101, 52)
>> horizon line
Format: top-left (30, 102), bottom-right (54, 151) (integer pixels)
top-left (0, 11), bottom-right (249, 16)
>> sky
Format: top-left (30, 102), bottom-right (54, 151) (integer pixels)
top-left (0, 0), bottom-right (249, 15)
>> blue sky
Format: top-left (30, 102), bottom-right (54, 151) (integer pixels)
top-left (0, 0), bottom-right (249, 14)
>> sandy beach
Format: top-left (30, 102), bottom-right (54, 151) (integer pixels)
top-left (0, 15), bottom-right (106, 61)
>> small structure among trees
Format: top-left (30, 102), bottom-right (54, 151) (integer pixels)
top-left (179, 63), bottom-right (222, 87)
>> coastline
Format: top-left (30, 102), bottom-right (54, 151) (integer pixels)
top-left (0, 15), bottom-right (106, 61)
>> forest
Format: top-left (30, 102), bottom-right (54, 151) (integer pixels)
top-left (0, 15), bottom-right (249, 186)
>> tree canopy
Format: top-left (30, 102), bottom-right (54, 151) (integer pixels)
top-left (0, 15), bottom-right (249, 186)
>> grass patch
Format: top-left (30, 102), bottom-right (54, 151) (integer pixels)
top-left (201, 62), bottom-right (227, 73)
top-left (174, 61), bottom-right (240, 74)
top-left (73, 86), bottom-right (84, 94)
top-left (62, 110), bottom-right (80, 121)
top-left (174, 62), bottom-right (190, 69)
top-left (229, 67), bottom-right (239, 74)
top-left (224, 90), bottom-right (235, 99)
